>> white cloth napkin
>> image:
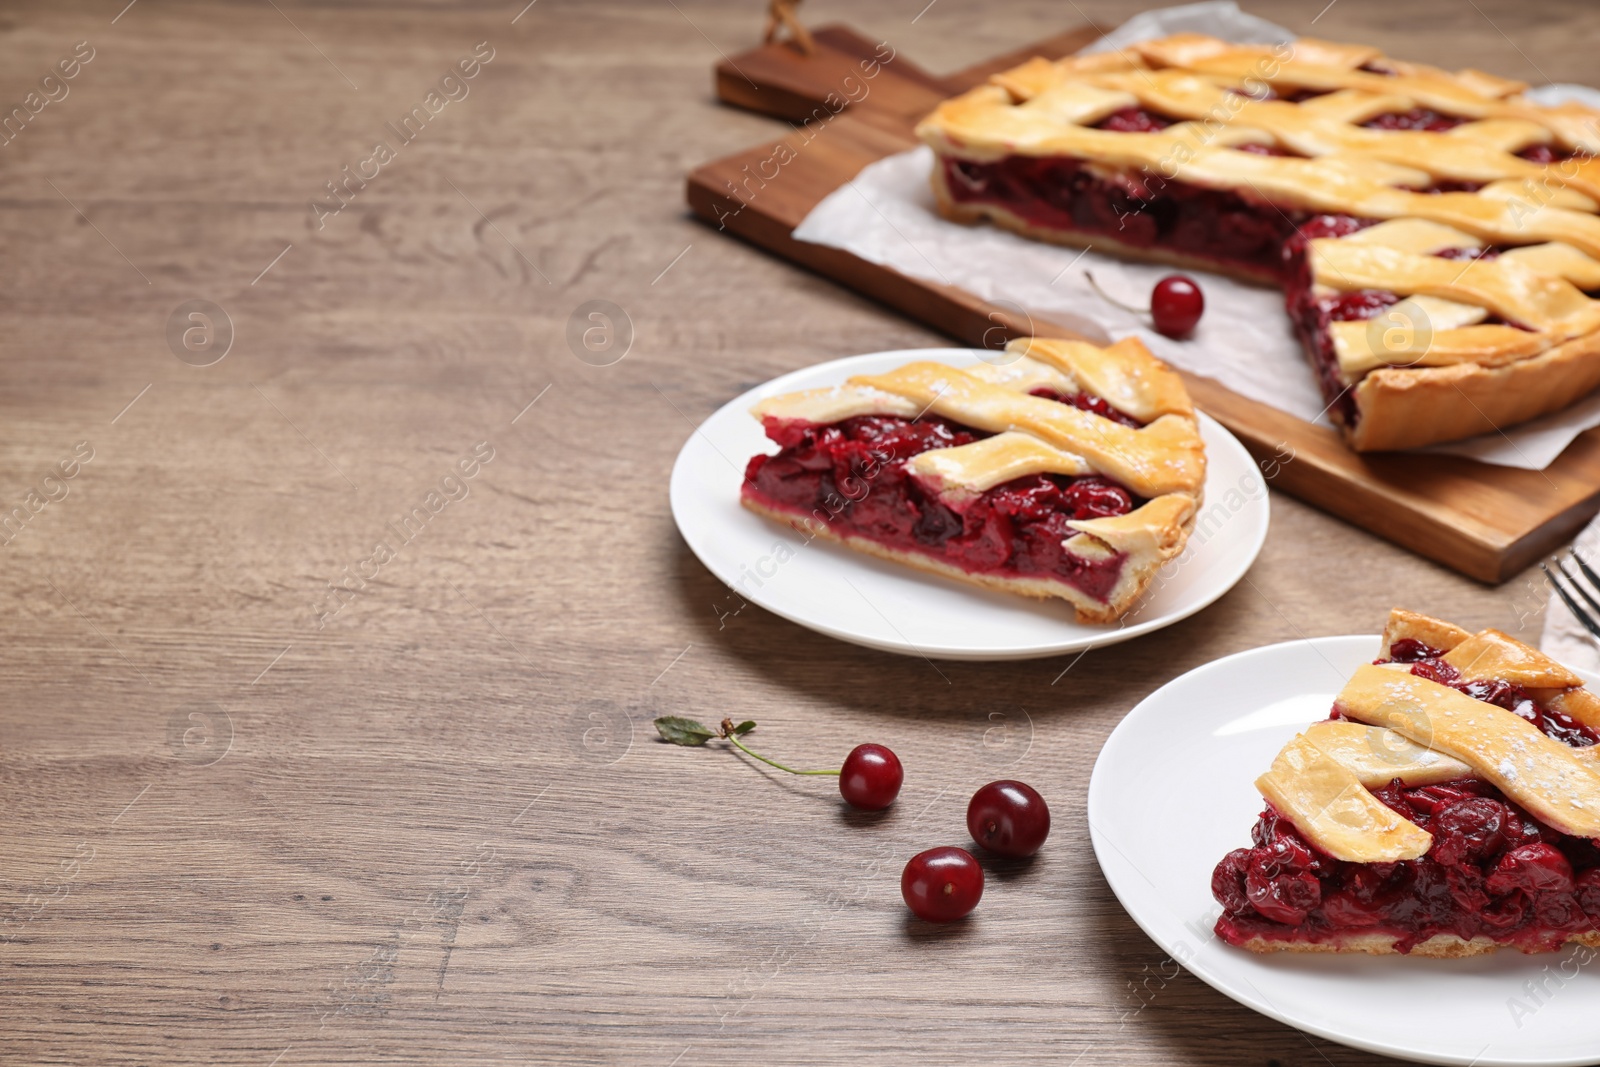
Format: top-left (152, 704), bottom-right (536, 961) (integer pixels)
top-left (789, 1), bottom-right (1600, 470)
top-left (1542, 515), bottom-right (1600, 672)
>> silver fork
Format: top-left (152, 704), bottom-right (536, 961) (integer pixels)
top-left (1543, 549), bottom-right (1600, 641)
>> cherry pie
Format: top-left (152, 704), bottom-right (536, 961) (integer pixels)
top-left (916, 34), bottom-right (1600, 451)
top-left (740, 337), bottom-right (1205, 622)
top-left (1213, 609), bottom-right (1600, 957)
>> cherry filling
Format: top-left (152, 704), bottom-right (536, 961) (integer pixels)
top-left (1279, 215), bottom-right (1382, 423)
top-left (1092, 106), bottom-right (1174, 133)
top-left (1433, 246), bottom-right (1502, 262)
top-left (1094, 104), bottom-right (1307, 146)
top-left (1411, 179), bottom-right (1486, 195)
top-left (942, 154), bottom-right (1303, 281)
top-left (1233, 142), bottom-right (1296, 157)
top-left (1028, 387), bottom-right (1144, 427)
top-left (1361, 108), bottom-right (1465, 132)
top-left (1518, 143), bottom-right (1582, 164)
top-left (741, 409), bottom-right (1146, 602)
top-left (1215, 646), bottom-right (1600, 952)
top-left (1215, 782), bottom-right (1600, 953)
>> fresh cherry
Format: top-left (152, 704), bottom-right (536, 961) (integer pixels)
top-left (901, 846), bottom-right (984, 922)
top-left (966, 780), bottom-right (1051, 858)
top-left (1085, 270), bottom-right (1205, 338)
top-left (652, 717), bottom-right (903, 811)
top-left (839, 743), bottom-right (903, 810)
top-left (1151, 274), bottom-right (1204, 338)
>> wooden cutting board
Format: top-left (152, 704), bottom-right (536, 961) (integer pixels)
top-left (685, 24), bottom-right (1600, 584)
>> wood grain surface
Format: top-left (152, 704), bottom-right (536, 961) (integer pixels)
top-left (691, 22), bottom-right (1600, 584)
top-left (0, 2), bottom-right (1591, 1065)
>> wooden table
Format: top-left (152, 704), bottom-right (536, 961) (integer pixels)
top-left (0, 2), bottom-right (1585, 1064)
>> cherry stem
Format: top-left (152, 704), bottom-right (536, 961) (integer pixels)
top-left (721, 727), bottom-right (840, 777)
top-left (1084, 271), bottom-right (1151, 315)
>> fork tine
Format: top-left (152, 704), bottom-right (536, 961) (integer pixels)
top-left (1572, 548), bottom-right (1600, 593)
top-left (1545, 562), bottom-right (1600, 640)
top-left (1555, 556), bottom-right (1600, 621)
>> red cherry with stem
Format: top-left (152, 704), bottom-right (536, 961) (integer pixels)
top-left (967, 780), bottom-right (1051, 858)
top-left (651, 716), bottom-right (902, 811)
top-left (901, 846), bottom-right (984, 922)
top-left (1085, 271), bottom-right (1205, 338)
top-left (839, 743), bottom-right (903, 810)
top-left (1150, 275), bottom-right (1204, 337)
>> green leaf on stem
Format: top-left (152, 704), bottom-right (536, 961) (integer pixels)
top-left (654, 716), bottom-right (716, 746)
top-left (732, 720), bottom-right (756, 737)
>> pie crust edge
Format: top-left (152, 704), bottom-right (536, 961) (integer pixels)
top-left (1348, 329), bottom-right (1600, 450)
top-left (740, 495), bottom-right (1187, 624)
top-left (1234, 928), bottom-right (1600, 958)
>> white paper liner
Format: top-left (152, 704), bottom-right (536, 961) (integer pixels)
top-left (790, 1), bottom-right (1600, 470)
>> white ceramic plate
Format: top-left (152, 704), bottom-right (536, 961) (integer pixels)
top-left (668, 348), bottom-right (1269, 661)
top-left (1089, 634), bottom-right (1600, 1066)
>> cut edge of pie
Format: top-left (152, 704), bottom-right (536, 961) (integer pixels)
top-left (1212, 609), bottom-right (1600, 957)
top-left (915, 34), bottom-right (1600, 452)
top-left (738, 336), bottom-right (1206, 624)
top-left (929, 174), bottom-right (1279, 287)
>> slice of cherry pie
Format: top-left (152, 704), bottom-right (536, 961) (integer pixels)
top-left (916, 34), bottom-right (1600, 451)
top-left (1213, 609), bottom-right (1600, 957)
top-left (740, 337), bottom-right (1205, 623)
